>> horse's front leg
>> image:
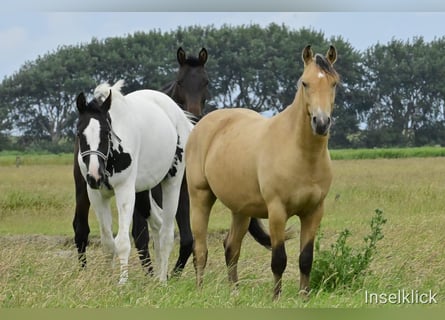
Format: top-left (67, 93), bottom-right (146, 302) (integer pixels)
top-left (114, 184), bottom-right (136, 285)
top-left (73, 142), bottom-right (91, 268)
top-left (87, 190), bottom-right (115, 262)
top-left (267, 200), bottom-right (288, 300)
top-left (298, 202), bottom-right (324, 298)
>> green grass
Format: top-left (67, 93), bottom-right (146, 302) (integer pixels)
top-left (330, 146), bottom-right (445, 160)
top-left (1, 146), bottom-right (444, 166)
top-left (0, 151), bottom-right (72, 166)
top-left (0, 156), bottom-right (444, 308)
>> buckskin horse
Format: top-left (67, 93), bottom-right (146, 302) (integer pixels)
top-left (186, 45), bottom-right (339, 299)
top-left (72, 47), bottom-right (209, 276)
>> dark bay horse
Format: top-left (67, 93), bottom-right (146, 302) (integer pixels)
top-left (72, 47), bottom-right (209, 276)
top-left (186, 45), bottom-right (339, 299)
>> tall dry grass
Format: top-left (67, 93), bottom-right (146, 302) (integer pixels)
top-left (0, 157), bottom-right (444, 307)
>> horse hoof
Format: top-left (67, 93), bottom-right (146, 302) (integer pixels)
top-left (299, 289), bottom-right (310, 301)
top-left (118, 275), bottom-right (128, 285)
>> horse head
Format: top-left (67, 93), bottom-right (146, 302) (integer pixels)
top-left (300, 45), bottom-right (339, 136)
top-left (171, 47), bottom-right (210, 117)
top-left (76, 91), bottom-right (112, 190)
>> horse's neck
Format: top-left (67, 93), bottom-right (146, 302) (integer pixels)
top-left (108, 97), bottom-right (132, 133)
top-left (274, 90), bottom-right (329, 158)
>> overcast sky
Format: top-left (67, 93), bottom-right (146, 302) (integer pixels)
top-left (1, 9), bottom-right (445, 79)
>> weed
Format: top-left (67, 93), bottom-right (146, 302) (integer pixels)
top-left (311, 209), bottom-right (387, 292)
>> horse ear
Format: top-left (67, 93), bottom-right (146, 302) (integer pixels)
top-left (177, 47), bottom-right (186, 65)
top-left (76, 92), bottom-right (87, 113)
top-left (199, 48), bottom-right (208, 65)
top-left (302, 45), bottom-right (314, 66)
top-left (326, 45), bottom-right (337, 65)
top-left (102, 90), bottom-right (112, 112)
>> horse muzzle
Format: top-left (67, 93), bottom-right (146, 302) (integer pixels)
top-left (86, 173), bottom-right (104, 189)
top-left (311, 111), bottom-right (331, 136)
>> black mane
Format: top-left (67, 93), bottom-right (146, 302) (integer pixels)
top-left (184, 56), bottom-right (204, 67)
top-left (315, 54), bottom-right (338, 77)
top-left (85, 98), bottom-right (104, 114)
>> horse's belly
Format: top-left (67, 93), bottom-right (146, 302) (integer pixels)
top-left (216, 189), bottom-right (269, 218)
top-left (205, 164), bottom-right (269, 218)
top-left (135, 122), bottom-right (178, 191)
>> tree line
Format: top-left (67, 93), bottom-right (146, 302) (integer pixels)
top-left (0, 24), bottom-right (444, 152)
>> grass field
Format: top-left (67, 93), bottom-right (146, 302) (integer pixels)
top-left (0, 152), bottom-right (444, 308)
top-left (1, 146), bottom-right (445, 166)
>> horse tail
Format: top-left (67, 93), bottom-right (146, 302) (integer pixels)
top-left (94, 80), bottom-right (125, 103)
top-left (248, 218), bottom-right (296, 250)
top-left (147, 190), bottom-right (163, 233)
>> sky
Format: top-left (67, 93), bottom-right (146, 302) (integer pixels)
top-left (1, 6), bottom-right (445, 79)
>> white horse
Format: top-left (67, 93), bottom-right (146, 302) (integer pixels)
top-left (76, 80), bottom-right (194, 283)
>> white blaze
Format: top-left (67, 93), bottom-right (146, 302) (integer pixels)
top-left (83, 118), bottom-right (101, 180)
top-left (317, 72), bottom-right (325, 78)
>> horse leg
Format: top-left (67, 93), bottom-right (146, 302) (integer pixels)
top-left (267, 200), bottom-right (288, 300)
top-left (114, 185), bottom-right (136, 285)
top-left (73, 147), bottom-right (90, 268)
top-left (88, 190), bottom-right (115, 262)
top-left (157, 175), bottom-right (183, 282)
top-left (172, 176), bottom-right (193, 276)
top-left (132, 191), bottom-right (153, 276)
top-left (190, 187), bottom-right (216, 288)
top-left (223, 213), bottom-right (250, 286)
top-left (73, 174), bottom-right (90, 268)
top-left (298, 202), bottom-right (324, 298)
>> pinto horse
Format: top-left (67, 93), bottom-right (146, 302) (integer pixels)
top-left (186, 45), bottom-right (339, 299)
top-left (72, 47), bottom-right (209, 276)
top-left (76, 81), bottom-right (193, 283)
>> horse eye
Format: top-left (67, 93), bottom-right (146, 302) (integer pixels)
top-left (302, 81), bottom-right (308, 88)
top-left (177, 80), bottom-right (183, 87)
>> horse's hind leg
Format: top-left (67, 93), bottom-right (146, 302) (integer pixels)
top-left (132, 190), bottom-right (153, 276)
top-left (172, 176), bottom-right (193, 276)
top-left (157, 174), bottom-right (184, 282)
top-left (189, 187), bottom-right (216, 288)
top-left (224, 213), bottom-right (250, 286)
top-left (73, 151), bottom-right (90, 268)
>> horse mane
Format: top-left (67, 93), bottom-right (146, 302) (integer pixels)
top-left (183, 56), bottom-right (203, 67)
top-left (85, 98), bottom-right (103, 113)
top-left (314, 54), bottom-right (338, 78)
top-left (161, 80), bottom-right (175, 96)
top-left (94, 80), bottom-right (125, 103)
top-left (183, 110), bottom-right (199, 124)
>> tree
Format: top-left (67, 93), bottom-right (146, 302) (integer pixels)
top-left (0, 24), bottom-right (392, 147)
top-left (0, 45), bottom-right (95, 149)
top-left (361, 37), bottom-right (445, 147)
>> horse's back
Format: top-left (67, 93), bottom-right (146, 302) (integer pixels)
top-left (127, 89), bottom-right (193, 137)
top-left (187, 108), bottom-right (265, 166)
top-left (110, 90), bottom-right (179, 190)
